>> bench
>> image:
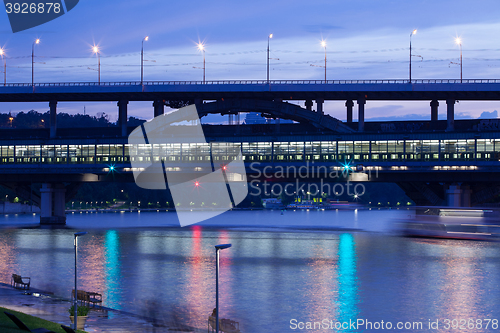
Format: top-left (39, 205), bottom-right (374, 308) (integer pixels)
top-left (11, 274), bottom-right (30, 290)
top-left (71, 289), bottom-right (102, 307)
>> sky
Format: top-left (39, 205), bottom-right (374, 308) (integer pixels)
top-left (0, 0), bottom-right (500, 122)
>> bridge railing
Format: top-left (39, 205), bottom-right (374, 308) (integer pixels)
top-left (2, 79), bottom-right (500, 87)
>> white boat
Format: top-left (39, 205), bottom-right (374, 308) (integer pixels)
top-left (395, 207), bottom-right (500, 241)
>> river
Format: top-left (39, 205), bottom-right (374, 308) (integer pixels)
top-left (1, 209), bottom-right (499, 332)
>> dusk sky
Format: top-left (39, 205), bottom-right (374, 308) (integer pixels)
top-left (1, 0), bottom-right (500, 122)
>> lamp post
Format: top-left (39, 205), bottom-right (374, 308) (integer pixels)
top-left (409, 29), bottom-right (417, 82)
top-left (197, 43), bottom-right (206, 83)
top-left (0, 48), bottom-right (5, 86)
top-left (73, 231), bottom-right (87, 330)
top-left (455, 37), bottom-right (462, 83)
top-left (215, 244), bottom-right (231, 333)
top-left (321, 40), bottom-right (327, 83)
top-left (32, 39), bottom-right (40, 86)
top-left (141, 36), bottom-right (149, 85)
top-left (93, 46), bottom-right (100, 84)
top-left (267, 34), bottom-right (273, 83)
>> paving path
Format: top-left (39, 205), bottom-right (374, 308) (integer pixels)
top-left (0, 283), bottom-right (202, 333)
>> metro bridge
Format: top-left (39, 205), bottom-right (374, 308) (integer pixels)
top-left (0, 123), bottom-right (499, 224)
top-left (1, 79), bottom-right (500, 224)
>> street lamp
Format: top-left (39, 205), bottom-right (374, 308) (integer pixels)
top-left (455, 37), bottom-right (462, 83)
top-left (32, 38), bottom-right (40, 86)
top-left (0, 48), bottom-right (5, 86)
top-left (267, 34), bottom-right (273, 83)
top-left (93, 45), bottom-right (100, 84)
top-left (215, 243), bottom-right (231, 333)
top-left (197, 43), bottom-right (206, 83)
top-left (321, 40), bottom-right (327, 83)
top-left (73, 231), bottom-right (87, 330)
top-left (409, 29), bottom-right (417, 82)
top-left (141, 36), bottom-right (149, 85)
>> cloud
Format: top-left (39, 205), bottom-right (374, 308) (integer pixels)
top-left (479, 110), bottom-right (498, 118)
top-left (367, 113), bottom-right (429, 121)
top-left (302, 24), bottom-right (343, 34)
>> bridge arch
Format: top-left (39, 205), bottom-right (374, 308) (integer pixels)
top-left (196, 99), bottom-right (354, 133)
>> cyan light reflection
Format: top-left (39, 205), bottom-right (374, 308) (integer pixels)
top-left (104, 230), bottom-right (121, 317)
top-left (336, 233), bottom-right (359, 332)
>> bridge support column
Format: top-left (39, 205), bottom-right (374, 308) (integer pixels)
top-left (153, 100), bottom-right (164, 118)
top-left (430, 100), bottom-right (439, 122)
top-left (316, 99), bottom-right (324, 115)
top-left (346, 100), bottom-right (353, 123)
top-left (40, 183), bottom-right (66, 225)
top-left (49, 100), bottom-right (57, 138)
top-left (118, 100), bottom-right (129, 137)
top-left (447, 184), bottom-right (461, 207)
top-left (357, 99), bottom-right (366, 132)
top-left (446, 184), bottom-right (471, 207)
top-left (305, 100), bottom-right (313, 111)
top-left (446, 99), bottom-right (455, 131)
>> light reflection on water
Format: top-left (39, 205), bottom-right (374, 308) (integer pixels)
top-left (104, 230), bottom-right (121, 317)
top-left (0, 210), bottom-right (499, 332)
top-left (337, 234), bottom-right (358, 332)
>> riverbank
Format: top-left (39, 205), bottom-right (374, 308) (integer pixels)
top-left (0, 283), bottom-right (202, 332)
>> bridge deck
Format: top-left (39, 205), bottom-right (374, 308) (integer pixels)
top-left (0, 80), bottom-right (500, 101)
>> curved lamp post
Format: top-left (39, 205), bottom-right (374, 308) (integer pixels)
top-left (73, 231), bottom-right (87, 330)
top-left (197, 43), bottom-right (206, 83)
top-left (409, 29), bottom-right (417, 82)
top-left (0, 48), bottom-right (5, 86)
top-left (32, 38), bottom-right (40, 86)
top-left (215, 244), bottom-right (231, 333)
top-left (141, 36), bottom-right (149, 85)
top-left (92, 46), bottom-right (100, 84)
top-left (321, 40), bottom-right (327, 83)
top-left (455, 37), bottom-right (462, 83)
top-left (267, 34), bottom-right (273, 83)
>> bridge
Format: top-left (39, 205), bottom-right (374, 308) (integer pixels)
top-left (1, 79), bottom-right (500, 224)
top-left (1, 79), bottom-right (500, 136)
top-left (1, 123), bottom-right (499, 224)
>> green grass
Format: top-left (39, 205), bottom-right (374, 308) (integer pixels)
top-left (0, 306), bottom-right (87, 333)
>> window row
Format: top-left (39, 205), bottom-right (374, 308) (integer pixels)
top-left (0, 140), bottom-right (499, 164)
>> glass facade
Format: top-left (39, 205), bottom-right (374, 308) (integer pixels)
top-left (0, 139), bottom-right (499, 165)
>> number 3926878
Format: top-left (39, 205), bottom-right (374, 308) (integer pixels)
top-left (5, 2), bottom-right (61, 14)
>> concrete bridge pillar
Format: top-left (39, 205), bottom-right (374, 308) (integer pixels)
top-left (446, 184), bottom-right (461, 207)
top-left (316, 99), bottom-right (324, 115)
top-left (446, 184), bottom-right (471, 207)
top-left (49, 100), bottom-right (57, 138)
top-left (446, 99), bottom-right (455, 131)
top-left (40, 183), bottom-right (66, 224)
top-left (305, 100), bottom-right (313, 111)
top-left (430, 100), bottom-right (439, 122)
top-left (153, 100), bottom-right (164, 118)
top-left (357, 99), bottom-right (366, 132)
top-left (118, 100), bottom-right (129, 137)
top-left (346, 100), bottom-right (354, 123)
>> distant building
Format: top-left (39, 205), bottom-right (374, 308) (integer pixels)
top-left (244, 112), bottom-right (294, 125)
